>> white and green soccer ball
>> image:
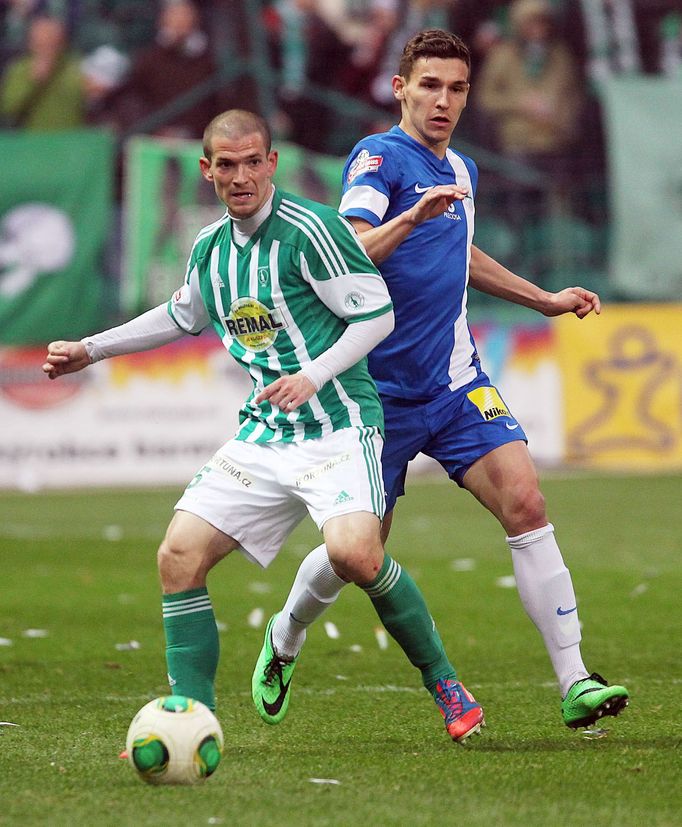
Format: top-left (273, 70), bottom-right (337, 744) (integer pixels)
top-left (126, 695), bottom-right (223, 785)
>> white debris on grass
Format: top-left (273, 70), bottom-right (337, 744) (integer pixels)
top-left (583, 728), bottom-right (609, 739)
top-left (115, 640), bottom-right (141, 651)
top-left (451, 558), bottom-right (476, 571)
top-left (102, 525), bottom-right (123, 541)
top-left (247, 608), bottom-right (264, 629)
top-left (0, 638), bottom-right (13, 647)
top-left (22, 629), bottom-right (48, 638)
top-left (308, 778), bottom-right (341, 785)
top-left (349, 644), bottom-right (363, 653)
top-left (495, 575), bottom-right (516, 589)
top-left (324, 621), bottom-right (340, 639)
top-left (374, 627), bottom-right (389, 650)
top-left (248, 582), bottom-right (272, 594)
top-left (630, 583), bottom-right (648, 597)
top-left (215, 620), bottom-right (228, 632)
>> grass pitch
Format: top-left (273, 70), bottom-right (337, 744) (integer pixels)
top-left (1, 473), bottom-right (680, 826)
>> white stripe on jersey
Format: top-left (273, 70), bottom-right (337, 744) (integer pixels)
top-left (445, 150), bottom-right (478, 391)
top-left (184, 213), bottom-right (230, 283)
top-left (265, 240), bottom-right (332, 438)
top-left (277, 203), bottom-right (347, 279)
top-left (252, 240), bottom-right (304, 442)
top-left (339, 185), bottom-right (390, 222)
top-left (279, 198), bottom-right (350, 277)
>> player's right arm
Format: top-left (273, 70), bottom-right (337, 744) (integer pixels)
top-left (43, 238), bottom-right (213, 380)
top-left (43, 340), bottom-right (91, 379)
top-left (339, 139), bottom-right (467, 264)
top-left (42, 303), bottom-right (187, 380)
top-left (347, 184), bottom-right (466, 263)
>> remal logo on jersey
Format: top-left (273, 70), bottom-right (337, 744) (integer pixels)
top-left (224, 297), bottom-right (288, 352)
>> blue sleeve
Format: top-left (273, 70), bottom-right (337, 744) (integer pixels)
top-left (340, 136), bottom-right (398, 226)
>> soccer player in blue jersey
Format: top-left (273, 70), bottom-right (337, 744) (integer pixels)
top-left (264, 30), bottom-right (629, 732)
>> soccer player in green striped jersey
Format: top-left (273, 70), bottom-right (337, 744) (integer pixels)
top-left (43, 109), bottom-right (480, 742)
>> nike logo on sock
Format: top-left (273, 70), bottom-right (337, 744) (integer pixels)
top-left (262, 673), bottom-right (292, 717)
top-left (557, 605), bottom-right (577, 616)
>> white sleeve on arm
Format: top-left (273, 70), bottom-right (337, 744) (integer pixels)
top-left (82, 303), bottom-right (186, 363)
top-left (300, 310), bottom-right (394, 392)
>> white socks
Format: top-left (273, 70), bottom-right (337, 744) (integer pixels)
top-left (506, 524), bottom-right (589, 696)
top-left (271, 544), bottom-right (346, 659)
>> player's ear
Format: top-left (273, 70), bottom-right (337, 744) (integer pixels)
top-left (267, 150), bottom-right (278, 176)
top-left (199, 156), bottom-right (213, 181)
top-left (392, 75), bottom-right (406, 101)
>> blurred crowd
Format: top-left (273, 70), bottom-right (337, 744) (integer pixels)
top-left (1, 0), bottom-right (681, 164)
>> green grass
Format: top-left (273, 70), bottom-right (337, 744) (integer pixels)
top-left (1, 473), bottom-right (680, 826)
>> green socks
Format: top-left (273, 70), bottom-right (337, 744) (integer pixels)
top-left (162, 587), bottom-right (219, 711)
top-left (361, 554), bottom-right (456, 692)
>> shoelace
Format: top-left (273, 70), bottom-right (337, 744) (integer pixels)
top-left (434, 681), bottom-right (464, 720)
top-left (263, 655), bottom-right (287, 687)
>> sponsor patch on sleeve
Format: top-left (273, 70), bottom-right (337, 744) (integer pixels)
top-left (347, 149), bottom-right (383, 184)
top-left (466, 386), bottom-right (510, 421)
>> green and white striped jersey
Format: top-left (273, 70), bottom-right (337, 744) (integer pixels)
top-left (168, 188), bottom-right (393, 443)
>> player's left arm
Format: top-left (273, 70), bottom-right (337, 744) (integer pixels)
top-left (256, 214), bottom-right (394, 411)
top-left (468, 244), bottom-right (601, 319)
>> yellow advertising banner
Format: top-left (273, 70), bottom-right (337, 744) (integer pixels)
top-left (556, 304), bottom-right (682, 469)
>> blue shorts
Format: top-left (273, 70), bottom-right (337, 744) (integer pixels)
top-left (380, 372), bottom-right (527, 511)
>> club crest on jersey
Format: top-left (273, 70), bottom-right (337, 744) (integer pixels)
top-left (347, 149), bottom-right (383, 183)
top-left (344, 291), bottom-right (365, 310)
top-left (467, 386), bottom-right (510, 421)
top-left (223, 297), bottom-right (287, 352)
top-left (257, 266), bottom-right (270, 286)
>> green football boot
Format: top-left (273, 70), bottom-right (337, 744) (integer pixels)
top-left (252, 613), bottom-right (299, 725)
top-left (561, 672), bottom-right (629, 729)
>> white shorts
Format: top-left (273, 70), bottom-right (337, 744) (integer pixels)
top-left (174, 426), bottom-right (385, 568)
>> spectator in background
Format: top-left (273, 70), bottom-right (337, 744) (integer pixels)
top-left (475, 0), bottom-right (582, 175)
top-left (268, 0), bottom-right (350, 152)
top-left (81, 44), bottom-right (130, 128)
top-left (0, 14), bottom-right (85, 130)
top-left (0, 0), bottom-right (76, 72)
top-left (115, 0), bottom-right (221, 138)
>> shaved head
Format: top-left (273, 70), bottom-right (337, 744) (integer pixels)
top-left (202, 110), bottom-right (272, 160)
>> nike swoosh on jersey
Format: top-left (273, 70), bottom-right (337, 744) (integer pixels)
top-left (414, 184), bottom-right (433, 193)
top-left (505, 422), bottom-right (520, 430)
top-left (262, 674), bottom-right (292, 717)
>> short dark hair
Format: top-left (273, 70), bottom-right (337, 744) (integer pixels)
top-left (202, 109), bottom-right (272, 160)
top-left (399, 29), bottom-right (471, 79)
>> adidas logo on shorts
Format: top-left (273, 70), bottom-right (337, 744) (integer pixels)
top-left (334, 490), bottom-right (354, 505)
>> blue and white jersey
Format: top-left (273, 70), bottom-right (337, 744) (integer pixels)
top-left (340, 125), bottom-right (481, 401)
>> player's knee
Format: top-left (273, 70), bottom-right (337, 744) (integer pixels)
top-left (327, 536), bottom-right (383, 585)
top-left (157, 527), bottom-right (207, 590)
top-left (504, 483), bottom-right (546, 535)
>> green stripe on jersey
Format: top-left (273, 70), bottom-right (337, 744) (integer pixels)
top-left (187, 189), bottom-right (386, 443)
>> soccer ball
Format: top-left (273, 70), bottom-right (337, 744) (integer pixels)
top-left (126, 695), bottom-right (223, 785)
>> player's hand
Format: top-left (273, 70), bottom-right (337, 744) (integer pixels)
top-left (42, 340), bottom-right (91, 379)
top-left (544, 287), bottom-right (601, 319)
top-left (255, 373), bottom-right (317, 412)
top-left (409, 184), bottom-right (469, 225)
